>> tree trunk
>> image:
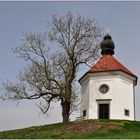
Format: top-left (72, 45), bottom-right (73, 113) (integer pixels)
top-left (61, 81), bottom-right (72, 122)
top-left (61, 100), bottom-right (70, 122)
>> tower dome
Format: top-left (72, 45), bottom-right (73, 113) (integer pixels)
top-left (101, 34), bottom-right (115, 55)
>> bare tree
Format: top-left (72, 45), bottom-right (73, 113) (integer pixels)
top-left (1, 12), bottom-right (102, 122)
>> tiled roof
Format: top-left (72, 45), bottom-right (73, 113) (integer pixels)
top-left (88, 55), bottom-right (136, 77)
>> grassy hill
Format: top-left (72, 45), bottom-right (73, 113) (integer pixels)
top-left (1, 119), bottom-right (140, 139)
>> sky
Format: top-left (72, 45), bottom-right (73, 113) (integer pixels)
top-left (0, 1), bottom-right (140, 131)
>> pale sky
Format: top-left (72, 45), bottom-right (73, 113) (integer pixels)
top-left (0, 1), bottom-right (140, 131)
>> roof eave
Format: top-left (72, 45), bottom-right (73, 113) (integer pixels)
top-left (78, 70), bottom-right (138, 85)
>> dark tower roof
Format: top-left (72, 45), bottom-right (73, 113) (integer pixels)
top-left (101, 34), bottom-right (115, 55)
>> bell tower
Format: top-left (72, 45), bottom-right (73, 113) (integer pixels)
top-left (79, 34), bottom-right (137, 120)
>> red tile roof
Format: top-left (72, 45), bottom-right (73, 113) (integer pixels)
top-left (88, 55), bottom-right (136, 78)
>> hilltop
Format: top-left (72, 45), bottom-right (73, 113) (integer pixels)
top-left (0, 119), bottom-right (140, 139)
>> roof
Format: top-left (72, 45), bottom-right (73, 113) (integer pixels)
top-left (89, 55), bottom-right (135, 75)
top-left (79, 55), bottom-right (137, 83)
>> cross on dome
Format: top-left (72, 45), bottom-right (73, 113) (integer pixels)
top-left (106, 28), bottom-right (110, 34)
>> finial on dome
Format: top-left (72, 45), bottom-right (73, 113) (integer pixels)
top-left (106, 28), bottom-right (110, 34)
top-left (100, 33), bottom-right (115, 55)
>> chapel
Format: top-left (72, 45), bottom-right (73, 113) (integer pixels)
top-left (79, 34), bottom-right (138, 120)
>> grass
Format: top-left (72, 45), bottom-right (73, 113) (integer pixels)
top-left (1, 119), bottom-right (140, 139)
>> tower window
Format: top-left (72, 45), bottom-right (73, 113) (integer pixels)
top-left (83, 110), bottom-right (86, 117)
top-left (99, 84), bottom-right (109, 94)
top-left (124, 109), bottom-right (130, 116)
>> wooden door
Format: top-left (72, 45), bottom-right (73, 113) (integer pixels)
top-left (99, 104), bottom-right (109, 119)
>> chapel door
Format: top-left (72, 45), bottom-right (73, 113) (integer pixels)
top-left (99, 104), bottom-right (109, 119)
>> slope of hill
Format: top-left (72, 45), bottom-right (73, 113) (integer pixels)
top-left (0, 119), bottom-right (140, 139)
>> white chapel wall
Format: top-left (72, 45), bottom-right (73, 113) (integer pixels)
top-left (88, 75), bottom-right (115, 119)
top-left (82, 73), bottom-right (135, 120)
top-left (80, 79), bottom-right (90, 119)
top-left (113, 76), bottom-right (134, 120)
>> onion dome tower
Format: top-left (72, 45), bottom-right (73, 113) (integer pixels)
top-left (101, 34), bottom-right (115, 55)
top-left (78, 34), bottom-right (138, 121)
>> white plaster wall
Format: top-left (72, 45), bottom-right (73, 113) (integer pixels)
top-left (112, 76), bottom-right (134, 120)
top-left (89, 75), bottom-right (116, 119)
top-left (80, 79), bottom-right (89, 119)
top-left (80, 71), bottom-right (135, 121)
